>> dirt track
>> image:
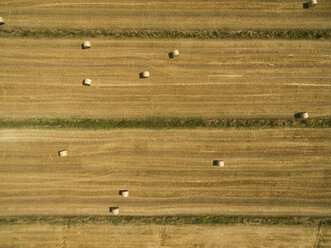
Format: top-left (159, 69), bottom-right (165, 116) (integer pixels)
top-left (0, 0), bottom-right (330, 30)
top-left (1, 38), bottom-right (330, 119)
top-left (0, 128), bottom-right (330, 216)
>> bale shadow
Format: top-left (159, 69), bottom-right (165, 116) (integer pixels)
top-left (109, 207), bottom-right (118, 213)
top-left (82, 80), bottom-right (90, 86)
top-left (303, 3), bottom-right (309, 8)
top-left (294, 112), bottom-right (306, 118)
top-left (168, 52), bottom-right (174, 59)
top-left (81, 44), bottom-right (90, 49)
top-left (139, 72), bottom-right (145, 78)
top-left (119, 190), bottom-right (127, 196)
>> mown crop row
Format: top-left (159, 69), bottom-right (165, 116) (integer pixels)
top-left (1, 215), bottom-right (329, 226)
top-left (0, 118), bottom-right (330, 129)
top-left (0, 28), bottom-right (330, 39)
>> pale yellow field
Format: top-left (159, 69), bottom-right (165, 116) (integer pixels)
top-left (0, 128), bottom-right (330, 217)
top-left (0, 0), bottom-right (330, 30)
top-left (0, 38), bottom-right (330, 119)
top-left (1, 223), bottom-right (330, 248)
top-left (1, 1), bottom-right (331, 247)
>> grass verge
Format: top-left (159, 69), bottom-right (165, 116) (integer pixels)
top-left (0, 118), bottom-right (330, 129)
top-left (0, 28), bottom-right (330, 39)
top-left (0, 215), bottom-right (329, 226)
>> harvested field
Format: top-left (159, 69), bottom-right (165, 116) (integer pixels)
top-left (0, 0), bottom-right (330, 31)
top-left (1, 222), bottom-right (330, 248)
top-left (1, 0), bottom-right (330, 246)
top-left (0, 128), bottom-right (330, 217)
top-left (0, 38), bottom-right (330, 119)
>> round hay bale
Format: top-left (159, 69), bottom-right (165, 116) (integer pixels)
top-left (213, 160), bottom-right (224, 167)
top-left (0, 17), bottom-right (4, 26)
top-left (301, 112), bottom-right (309, 119)
top-left (82, 41), bottom-right (91, 49)
top-left (109, 207), bottom-right (119, 215)
top-left (310, 0), bottom-right (317, 5)
top-left (83, 78), bottom-right (92, 86)
top-left (172, 49), bottom-right (179, 56)
top-left (294, 112), bottom-right (309, 119)
top-left (169, 49), bottom-right (179, 58)
top-left (141, 71), bottom-right (149, 78)
top-left (58, 150), bottom-right (68, 157)
top-left (120, 190), bottom-right (129, 197)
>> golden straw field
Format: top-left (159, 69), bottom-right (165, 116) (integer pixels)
top-left (1, 0), bottom-right (331, 30)
top-left (0, 39), bottom-right (330, 119)
top-left (0, 128), bottom-right (330, 216)
top-left (0, 0), bottom-right (330, 247)
top-left (1, 223), bottom-right (330, 248)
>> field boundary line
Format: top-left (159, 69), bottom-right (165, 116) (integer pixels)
top-left (1, 28), bottom-right (330, 40)
top-left (1, 215), bottom-right (330, 226)
top-left (0, 118), bottom-right (330, 129)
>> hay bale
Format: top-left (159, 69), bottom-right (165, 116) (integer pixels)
top-left (169, 49), bottom-right (179, 58)
top-left (119, 190), bottom-right (129, 197)
top-left (0, 17), bottom-right (4, 26)
top-left (301, 112), bottom-right (309, 119)
top-left (109, 207), bottom-right (119, 215)
top-left (140, 71), bottom-right (149, 78)
top-left (142, 71), bottom-right (149, 78)
top-left (294, 112), bottom-right (309, 119)
top-left (83, 78), bottom-right (92, 86)
top-left (304, 0), bottom-right (317, 8)
top-left (82, 41), bottom-right (91, 49)
top-left (213, 160), bottom-right (224, 167)
top-left (58, 150), bottom-right (68, 157)
top-left (173, 49), bottom-right (180, 56)
top-left (309, 0), bottom-right (317, 6)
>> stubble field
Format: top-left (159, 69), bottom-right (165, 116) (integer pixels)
top-left (0, 0), bottom-right (331, 247)
top-left (1, 128), bottom-right (330, 247)
top-left (0, 38), bottom-right (330, 119)
top-left (1, 223), bottom-right (330, 248)
top-left (0, 128), bottom-right (330, 217)
top-left (1, 0), bottom-right (331, 31)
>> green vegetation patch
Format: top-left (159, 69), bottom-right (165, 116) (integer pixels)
top-left (0, 117), bottom-right (330, 129)
top-left (0, 28), bottom-right (330, 39)
top-left (0, 215), bottom-right (329, 226)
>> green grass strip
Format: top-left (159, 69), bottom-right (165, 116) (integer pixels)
top-left (0, 215), bottom-right (330, 226)
top-left (0, 28), bottom-right (330, 39)
top-left (0, 118), bottom-right (330, 129)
